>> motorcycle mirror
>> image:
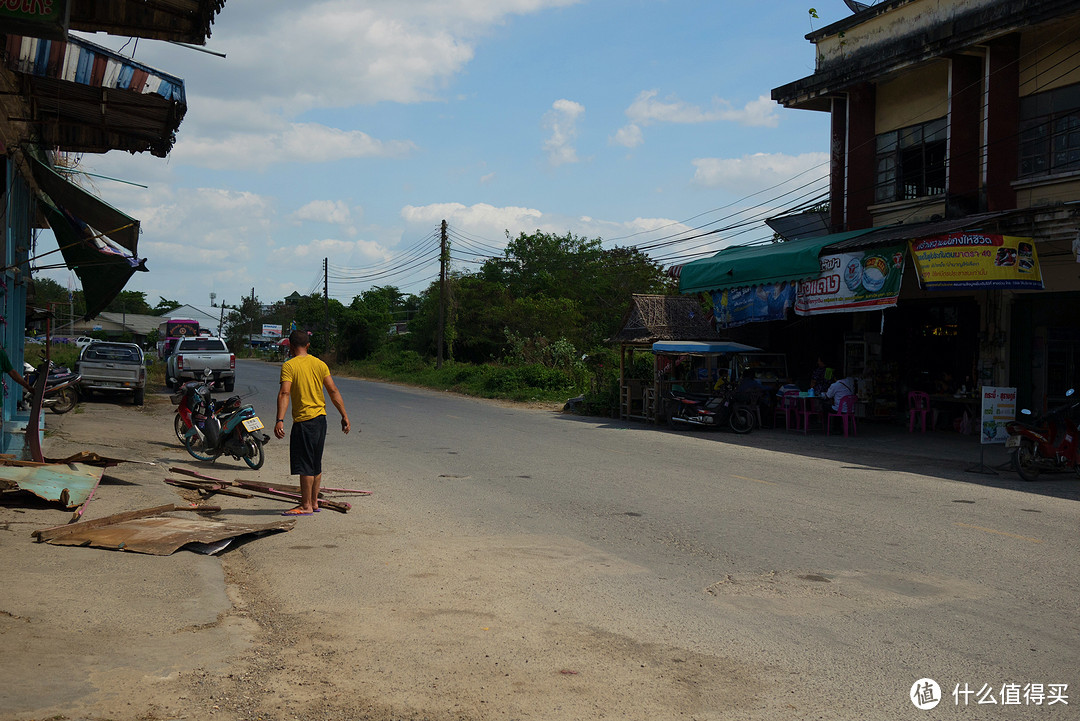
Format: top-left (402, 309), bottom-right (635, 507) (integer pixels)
top-left (1020, 408), bottom-right (1032, 416)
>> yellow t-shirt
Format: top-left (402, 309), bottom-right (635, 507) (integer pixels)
top-left (281, 354), bottom-right (330, 422)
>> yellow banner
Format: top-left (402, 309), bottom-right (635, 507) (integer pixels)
top-left (910, 234), bottom-right (1043, 290)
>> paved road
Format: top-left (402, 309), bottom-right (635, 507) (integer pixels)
top-left (229, 359), bottom-right (1079, 719)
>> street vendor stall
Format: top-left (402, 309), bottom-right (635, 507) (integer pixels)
top-left (650, 341), bottom-right (761, 423)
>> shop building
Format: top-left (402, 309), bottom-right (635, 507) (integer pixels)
top-left (679, 0), bottom-right (1080, 420)
top-left (0, 2), bottom-right (227, 454)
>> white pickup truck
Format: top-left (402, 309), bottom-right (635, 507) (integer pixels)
top-left (166, 337), bottom-right (235, 391)
top-left (76, 341), bottom-right (147, 405)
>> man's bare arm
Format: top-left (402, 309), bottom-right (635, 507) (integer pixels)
top-left (274, 380), bottom-right (291, 439)
top-left (323, 375), bottom-right (351, 434)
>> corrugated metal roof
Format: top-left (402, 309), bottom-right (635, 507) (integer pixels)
top-left (4, 33), bottom-right (186, 156)
top-left (823, 212), bottom-right (1017, 252)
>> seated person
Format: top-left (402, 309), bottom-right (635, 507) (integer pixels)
top-left (825, 375), bottom-right (857, 412)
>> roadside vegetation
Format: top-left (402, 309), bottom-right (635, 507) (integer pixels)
top-left (232, 230), bottom-right (679, 413)
top-left (28, 230), bottom-right (686, 412)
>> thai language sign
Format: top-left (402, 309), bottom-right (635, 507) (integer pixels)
top-left (261, 324), bottom-right (282, 337)
top-left (0, 0), bottom-right (68, 36)
top-left (910, 234), bottom-right (1042, 290)
top-left (980, 386), bottom-right (1017, 445)
top-left (793, 244), bottom-right (906, 316)
top-left (711, 283), bottom-right (796, 329)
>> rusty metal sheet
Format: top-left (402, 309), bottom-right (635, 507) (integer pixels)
top-left (33, 507), bottom-right (295, 555)
top-left (0, 463), bottom-right (104, 508)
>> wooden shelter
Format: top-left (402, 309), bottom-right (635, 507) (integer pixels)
top-left (609, 294), bottom-right (722, 422)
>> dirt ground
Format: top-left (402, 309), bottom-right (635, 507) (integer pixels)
top-left (3, 391), bottom-right (760, 721)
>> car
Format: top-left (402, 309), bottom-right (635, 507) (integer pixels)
top-left (75, 336), bottom-right (97, 349)
top-left (76, 341), bottom-right (147, 405)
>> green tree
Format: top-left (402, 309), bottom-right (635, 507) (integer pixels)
top-left (104, 290), bottom-right (152, 315)
top-left (152, 297), bottom-right (183, 315)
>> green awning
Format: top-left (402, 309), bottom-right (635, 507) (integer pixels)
top-left (26, 150), bottom-right (146, 319)
top-left (678, 228), bottom-right (880, 294)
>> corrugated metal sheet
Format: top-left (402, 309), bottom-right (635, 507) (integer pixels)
top-left (0, 462), bottom-right (103, 508)
top-left (3, 33), bottom-right (186, 156)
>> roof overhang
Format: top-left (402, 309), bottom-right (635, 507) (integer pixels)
top-left (651, 341), bottom-right (762, 355)
top-left (26, 149), bottom-right (147, 319)
top-left (5, 0), bottom-right (227, 44)
top-left (2, 33), bottom-right (186, 157)
top-left (772, 0), bottom-right (1080, 108)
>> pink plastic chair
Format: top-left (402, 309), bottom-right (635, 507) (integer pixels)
top-left (908, 391), bottom-right (930, 432)
top-left (801, 394), bottom-right (824, 434)
top-left (773, 390), bottom-right (801, 431)
top-left (827, 395), bottom-right (858, 437)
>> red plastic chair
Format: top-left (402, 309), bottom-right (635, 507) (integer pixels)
top-left (773, 390), bottom-right (801, 431)
top-left (827, 395), bottom-right (858, 437)
top-left (908, 391), bottom-right (930, 432)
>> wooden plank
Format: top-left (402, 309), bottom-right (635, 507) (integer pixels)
top-left (33, 504), bottom-right (176, 541)
top-left (165, 478), bottom-right (254, 499)
top-left (231, 481), bottom-right (351, 513)
top-left (170, 466), bottom-right (229, 484)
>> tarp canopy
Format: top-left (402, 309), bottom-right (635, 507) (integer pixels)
top-left (27, 150), bottom-right (147, 319)
top-left (652, 341), bottom-right (761, 354)
top-left (678, 228), bottom-right (880, 294)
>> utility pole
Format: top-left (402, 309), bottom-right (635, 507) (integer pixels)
top-left (436, 219), bottom-right (448, 369)
top-left (323, 257), bottom-right (330, 354)
top-left (249, 287), bottom-right (255, 347)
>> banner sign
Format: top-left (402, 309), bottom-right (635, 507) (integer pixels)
top-left (711, 283), bottom-right (796, 329)
top-left (910, 234), bottom-right (1042, 290)
top-left (262, 324), bottom-right (282, 337)
top-left (0, 0), bottom-right (69, 37)
top-left (980, 386), bottom-right (1017, 444)
top-left (794, 245), bottom-right (906, 316)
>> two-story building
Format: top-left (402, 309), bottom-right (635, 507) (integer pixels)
top-left (682, 0), bottom-right (1080, 416)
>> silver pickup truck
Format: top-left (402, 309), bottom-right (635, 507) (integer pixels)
top-left (76, 341), bottom-right (147, 405)
top-left (167, 337), bottom-right (235, 391)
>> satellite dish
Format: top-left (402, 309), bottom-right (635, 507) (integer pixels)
top-left (844, 0), bottom-right (870, 12)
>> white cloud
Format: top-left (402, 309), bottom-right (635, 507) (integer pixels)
top-left (610, 123), bottom-right (644, 148)
top-left (542, 98), bottom-right (585, 166)
top-left (692, 152), bottom-right (829, 193)
top-left (402, 202), bottom-right (542, 233)
top-left (292, 200), bottom-right (355, 226)
top-left (626, 90), bottom-right (779, 128)
top-left (173, 122), bottom-right (415, 171)
top-left (271, 237), bottom-right (388, 263)
top-left (479, 171), bottom-right (496, 184)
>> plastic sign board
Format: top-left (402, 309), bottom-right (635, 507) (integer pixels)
top-left (910, 234), bottom-right (1042, 290)
top-left (0, 0), bottom-right (69, 39)
top-left (980, 386), bottom-right (1017, 445)
top-left (262, 324), bottom-right (282, 337)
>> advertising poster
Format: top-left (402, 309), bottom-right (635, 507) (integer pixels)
top-left (980, 386), bottom-right (1017, 444)
top-left (910, 233), bottom-right (1043, 290)
top-left (712, 283), bottom-right (796, 329)
top-left (793, 244), bottom-right (906, 315)
top-left (262, 324), bottom-right (283, 337)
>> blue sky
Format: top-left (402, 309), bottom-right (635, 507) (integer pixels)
top-left (45, 0), bottom-right (853, 310)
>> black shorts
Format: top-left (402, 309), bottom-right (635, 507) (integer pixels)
top-left (289, 415), bottom-right (327, 476)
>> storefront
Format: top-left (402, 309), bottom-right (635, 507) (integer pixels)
top-left (677, 215), bottom-right (1055, 426)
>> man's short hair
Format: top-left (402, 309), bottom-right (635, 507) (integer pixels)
top-left (289, 330), bottom-right (310, 348)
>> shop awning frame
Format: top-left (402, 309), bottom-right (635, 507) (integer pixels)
top-left (678, 228), bottom-right (879, 295)
top-left (651, 341), bottom-right (762, 355)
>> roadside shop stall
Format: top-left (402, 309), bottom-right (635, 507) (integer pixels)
top-left (650, 341), bottom-right (762, 424)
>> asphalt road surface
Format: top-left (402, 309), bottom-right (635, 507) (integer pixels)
top-left (218, 359), bottom-right (1079, 720)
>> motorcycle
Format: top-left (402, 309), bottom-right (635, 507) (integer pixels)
top-left (171, 368), bottom-right (220, 443)
top-left (23, 362), bottom-right (80, 414)
top-left (1005, 388), bottom-right (1080, 482)
top-left (182, 387), bottom-right (269, 470)
top-left (667, 384), bottom-right (755, 434)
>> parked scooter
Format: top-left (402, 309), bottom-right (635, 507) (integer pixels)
top-left (1005, 388), bottom-right (1080, 481)
top-left (171, 368), bottom-right (219, 443)
top-left (182, 381), bottom-right (268, 469)
top-left (23, 362), bottom-right (80, 414)
top-left (667, 384), bottom-right (755, 433)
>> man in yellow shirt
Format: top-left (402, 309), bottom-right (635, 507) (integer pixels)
top-left (274, 330), bottom-right (351, 515)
